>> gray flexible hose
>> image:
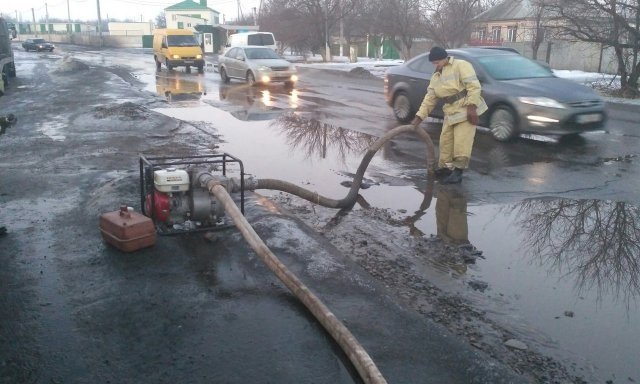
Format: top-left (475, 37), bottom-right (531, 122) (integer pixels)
top-left (206, 182), bottom-right (388, 384)
top-left (252, 124), bottom-right (435, 208)
top-left (198, 124), bottom-right (435, 384)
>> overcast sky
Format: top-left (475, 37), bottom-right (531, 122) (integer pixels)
top-left (1, 0), bottom-right (261, 24)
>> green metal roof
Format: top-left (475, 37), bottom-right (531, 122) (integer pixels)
top-left (165, 0), bottom-right (218, 13)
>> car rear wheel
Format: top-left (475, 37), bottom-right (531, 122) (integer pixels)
top-left (220, 67), bottom-right (230, 83)
top-left (246, 71), bottom-right (256, 86)
top-left (393, 91), bottom-right (413, 123)
top-left (489, 106), bottom-right (518, 142)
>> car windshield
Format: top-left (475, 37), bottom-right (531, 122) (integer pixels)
top-left (245, 48), bottom-right (281, 60)
top-left (33, 39), bottom-right (46, 43)
top-left (167, 35), bottom-right (199, 47)
top-left (476, 55), bottom-right (554, 80)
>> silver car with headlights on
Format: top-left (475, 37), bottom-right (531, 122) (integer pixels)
top-left (384, 47), bottom-right (607, 141)
top-left (218, 46), bottom-right (298, 88)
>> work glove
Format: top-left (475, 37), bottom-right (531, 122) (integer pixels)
top-left (466, 105), bottom-right (479, 126)
top-left (411, 116), bottom-right (422, 127)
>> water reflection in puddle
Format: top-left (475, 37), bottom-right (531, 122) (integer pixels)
top-left (153, 101), bottom-right (638, 382)
top-left (414, 193), bottom-right (640, 382)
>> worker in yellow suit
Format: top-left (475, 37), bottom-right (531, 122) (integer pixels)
top-left (412, 46), bottom-right (488, 184)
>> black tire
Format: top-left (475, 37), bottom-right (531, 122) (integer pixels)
top-left (246, 71), bottom-right (256, 86)
top-left (8, 64), bottom-right (15, 78)
top-left (489, 106), bottom-right (518, 142)
top-left (166, 60), bottom-right (173, 71)
top-left (393, 91), bottom-right (413, 123)
top-left (197, 64), bottom-right (204, 74)
top-left (220, 67), bottom-right (230, 83)
top-left (186, 65), bottom-right (191, 73)
top-left (155, 56), bottom-right (161, 71)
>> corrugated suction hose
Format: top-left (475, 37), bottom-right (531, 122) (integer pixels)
top-left (204, 125), bottom-right (435, 384)
top-left (252, 124), bottom-right (435, 208)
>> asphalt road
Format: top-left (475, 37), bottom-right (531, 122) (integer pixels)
top-left (0, 45), bottom-right (539, 383)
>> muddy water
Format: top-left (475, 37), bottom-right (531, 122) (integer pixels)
top-left (152, 84), bottom-right (638, 382)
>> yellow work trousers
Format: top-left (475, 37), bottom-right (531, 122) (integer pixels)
top-left (438, 119), bottom-right (476, 169)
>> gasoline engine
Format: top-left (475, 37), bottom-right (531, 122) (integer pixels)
top-left (139, 154), bottom-right (247, 234)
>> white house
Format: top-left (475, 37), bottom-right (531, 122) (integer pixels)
top-left (164, 0), bottom-right (220, 29)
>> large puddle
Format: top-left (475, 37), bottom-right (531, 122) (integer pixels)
top-left (151, 79), bottom-right (639, 382)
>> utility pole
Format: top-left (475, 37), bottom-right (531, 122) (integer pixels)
top-left (96, 0), bottom-right (103, 48)
top-left (67, 0), bottom-right (71, 33)
top-left (325, 0), bottom-right (330, 61)
top-left (31, 8), bottom-right (37, 37)
top-left (45, 3), bottom-right (49, 38)
top-left (339, 0), bottom-right (343, 57)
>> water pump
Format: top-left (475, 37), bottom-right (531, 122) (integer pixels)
top-left (139, 153), bottom-right (246, 234)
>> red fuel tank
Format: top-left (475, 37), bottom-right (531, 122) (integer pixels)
top-left (99, 205), bottom-right (156, 252)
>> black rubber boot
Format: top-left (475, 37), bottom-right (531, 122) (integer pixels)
top-left (0, 226), bottom-right (6, 236)
top-left (440, 168), bottom-right (463, 184)
top-left (434, 167), bottom-right (452, 179)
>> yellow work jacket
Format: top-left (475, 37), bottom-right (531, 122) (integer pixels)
top-left (415, 57), bottom-right (488, 125)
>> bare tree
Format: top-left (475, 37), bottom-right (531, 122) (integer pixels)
top-left (548, 0), bottom-right (640, 96)
top-left (422, 0), bottom-right (483, 48)
top-left (260, 0), bottom-right (361, 61)
top-left (155, 13), bottom-right (166, 28)
top-left (526, 0), bottom-right (551, 59)
top-left (378, 0), bottom-right (423, 59)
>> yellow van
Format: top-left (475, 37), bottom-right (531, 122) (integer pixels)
top-left (153, 29), bottom-right (204, 73)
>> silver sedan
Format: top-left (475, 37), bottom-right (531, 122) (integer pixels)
top-left (218, 46), bottom-right (298, 88)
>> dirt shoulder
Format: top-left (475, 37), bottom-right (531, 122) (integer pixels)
top-left (270, 191), bottom-right (590, 384)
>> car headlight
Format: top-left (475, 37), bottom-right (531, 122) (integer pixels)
top-left (196, 54), bottom-right (202, 59)
top-left (172, 54), bottom-right (180, 59)
top-left (518, 97), bottom-right (565, 109)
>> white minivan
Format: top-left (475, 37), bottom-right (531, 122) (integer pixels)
top-left (227, 32), bottom-right (276, 51)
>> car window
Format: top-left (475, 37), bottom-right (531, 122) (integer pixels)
top-left (247, 34), bottom-right (275, 46)
top-left (33, 39), bottom-right (46, 43)
top-left (225, 48), bottom-right (238, 58)
top-left (245, 48), bottom-right (282, 60)
top-left (476, 55), bottom-right (554, 80)
top-left (166, 35), bottom-right (199, 47)
top-left (407, 56), bottom-right (433, 75)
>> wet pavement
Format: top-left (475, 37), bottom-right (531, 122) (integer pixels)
top-left (2, 43), bottom-right (640, 383)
